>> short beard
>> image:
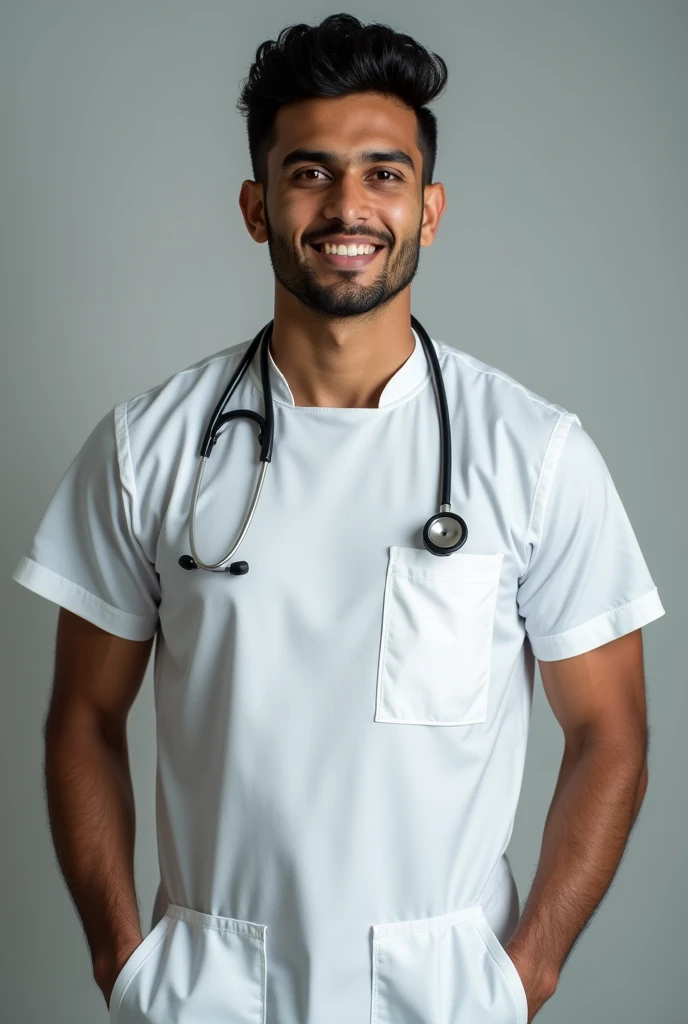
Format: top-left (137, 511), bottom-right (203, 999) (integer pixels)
top-left (264, 210), bottom-right (422, 319)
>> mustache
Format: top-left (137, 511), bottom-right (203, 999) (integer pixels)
top-left (304, 232), bottom-right (392, 247)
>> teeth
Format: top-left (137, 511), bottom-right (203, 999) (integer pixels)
top-left (321, 242), bottom-right (376, 256)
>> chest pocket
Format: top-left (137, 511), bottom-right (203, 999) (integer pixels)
top-left (374, 547), bottom-right (504, 726)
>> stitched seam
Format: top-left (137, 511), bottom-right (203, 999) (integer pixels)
top-left (527, 586), bottom-right (660, 642)
top-left (169, 918), bottom-right (265, 942)
top-left (442, 346), bottom-right (560, 413)
top-left (115, 401), bottom-right (159, 586)
top-left (122, 344), bottom-right (251, 409)
top-left (121, 402), bottom-right (140, 516)
top-left (375, 554), bottom-right (396, 721)
top-left (527, 410), bottom-right (567, 536)
top-left (260, 929), bottom-right (267, 1024)
top-left (371, 937), bottom-right (379, 1024)
top-left (16, 558), bottom-right (155, 627)
top-left (474, 920), bottom-right (526, 1024)
top-left (114, 922), bottom-right (171, 1017)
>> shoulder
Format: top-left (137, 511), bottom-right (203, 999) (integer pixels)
top-left (123, 340), bottom-right (252, 424)
top-left (436, 343), bottom-right (625, 518)
top-left (100, 340), bottom-right (255, 535)
top-left (110, 340), bottom-right (255, 458)
top-left (432, 340), bottom-right (586, 527)
top-left (435, 340), bottom-right (568, 418)
top-left (434, 338), bottom-right (577, 446)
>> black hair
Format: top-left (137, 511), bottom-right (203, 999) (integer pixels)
top-left (236, 13), bottom-right (448, 189)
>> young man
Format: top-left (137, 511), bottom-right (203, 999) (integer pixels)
top-left (12, 14), bottom-right (664, 1024)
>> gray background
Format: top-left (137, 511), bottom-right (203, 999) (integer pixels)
top-left (1, 1), bottom-right (684, 1021)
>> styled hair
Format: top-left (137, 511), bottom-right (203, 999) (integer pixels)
top-left (236, 13), bottom-right (448, 189)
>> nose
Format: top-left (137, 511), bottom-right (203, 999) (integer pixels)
top-left (321, 171), bottom-right (373, 225)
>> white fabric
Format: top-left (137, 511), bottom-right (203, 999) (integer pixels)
top-left (12, 327), bottom-right (665, 1024)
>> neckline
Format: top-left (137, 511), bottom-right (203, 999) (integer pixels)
top-left (247, 327), bottom-right (430, 410)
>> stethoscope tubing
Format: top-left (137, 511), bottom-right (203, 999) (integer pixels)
top-left (182, 316), bottom-right (465, 572)
top-left (411, 315), bottom-right (451, 509)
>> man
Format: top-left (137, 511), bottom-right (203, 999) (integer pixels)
top-left (12, 13), bottom-right (664, 1024)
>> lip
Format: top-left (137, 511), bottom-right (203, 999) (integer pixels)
top-left (308, 242), bottom-right (384, 270)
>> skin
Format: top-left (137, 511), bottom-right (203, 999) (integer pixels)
top-left (505, 630), bottom-right (649, 1020)
top-left (42, 91), bottom-right (650, 1020)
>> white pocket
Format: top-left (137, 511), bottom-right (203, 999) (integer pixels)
top-left (371, 904), bottom-right (528, 1024)
top-left (374, 548), bottom-right (503, 725)
top-left (109, 903), bottom-right (267, 1023)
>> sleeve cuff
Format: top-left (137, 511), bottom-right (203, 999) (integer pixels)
top-left (527, 587), bottom-right (665, 662)
top-left (11, 556), bottom-right (159, 642)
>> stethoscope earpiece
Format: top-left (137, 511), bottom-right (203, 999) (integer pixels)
top-left (179, 554), bottom-right (249, 575)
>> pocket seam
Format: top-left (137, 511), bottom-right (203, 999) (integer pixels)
top-left (165, 903), bottom-right (267, 944)
top-left (110, 914), bottom-right (173, 1021)
top-left (392, 569), bottom-right (499, 584)
top-left (474, 911), bottom-right (528, 1024)
top-left (372, 904), bottom-right (483, 939)
top-left (392, 547), bottom-right (504, 579)
top-left (374, 552), bottom-right (396, 723)
top-left (371, 936), bottom-right (379, 1024)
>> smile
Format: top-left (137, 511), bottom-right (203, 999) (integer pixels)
top-left (309, 242), bottom-right (385, 269)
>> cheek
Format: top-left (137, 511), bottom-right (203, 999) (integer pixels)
top-left (278, 198), bottom-right (322, 248)
top-left (381, 196), bottom-right (420, 238)
top-left (268, 189), bottom-right (303, 229)
top-left (279, 188), bottom-right (321, 220)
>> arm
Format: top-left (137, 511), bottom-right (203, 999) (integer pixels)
top-left (505, 627), bottom-right (650, 1021)
top-left (43, 607), bottom-right (154, 1007)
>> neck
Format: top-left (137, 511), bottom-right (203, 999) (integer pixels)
top-left (268, 284), bottom-right (416, 408)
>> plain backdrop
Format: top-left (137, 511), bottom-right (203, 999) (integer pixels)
top-left (1, 1), bottom-right (684, 1021)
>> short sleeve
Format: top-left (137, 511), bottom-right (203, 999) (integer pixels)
top-left (11, 404), bottom-right (160, 641)
top-left (516, 412), bottom-right (665, 661)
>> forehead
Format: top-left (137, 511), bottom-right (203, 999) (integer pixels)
top-left (269, 92), bottom-right (421, 169)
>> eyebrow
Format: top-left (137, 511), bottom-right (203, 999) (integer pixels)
top-left (280, 148), bottom-right (416, 173)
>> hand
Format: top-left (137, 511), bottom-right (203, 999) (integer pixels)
top-left (505, 941), bottom-right (558, 1023)
top-left (93, 936), bottom-right (143, 1011)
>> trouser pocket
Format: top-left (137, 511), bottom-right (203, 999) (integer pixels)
top-left (371, 904), bottom-right (528, 1024)
top-left (109, 903), bottom-right (267, 1023)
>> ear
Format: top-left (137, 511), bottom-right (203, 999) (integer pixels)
top-left (238, 180), bottom-right (269, 244)
top-left (419, 182), bottom-right (446, 247)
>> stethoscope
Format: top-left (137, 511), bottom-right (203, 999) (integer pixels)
top-left (178, 316), bottom-right (468, 575)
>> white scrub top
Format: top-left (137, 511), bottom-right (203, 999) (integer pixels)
top-left (12, 327), bottom-right (665, 1024)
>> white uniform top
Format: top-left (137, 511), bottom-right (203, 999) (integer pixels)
top-left (13, 327), bottom-right (665, 1024)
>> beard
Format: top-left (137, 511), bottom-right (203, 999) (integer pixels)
top-left (264, 209), bottom-right (423, 318)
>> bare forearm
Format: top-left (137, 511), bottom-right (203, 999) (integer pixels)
top-left (506, 739), bottom-right (647, 1011)
top-left (43, 713), bottom-right (143, 977)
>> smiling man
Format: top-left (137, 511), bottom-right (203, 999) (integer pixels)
top-left (12, 13), bottom-right (665, 1024)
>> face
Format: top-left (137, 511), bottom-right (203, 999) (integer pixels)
top-left (239, 92), bottom-right (445, 318)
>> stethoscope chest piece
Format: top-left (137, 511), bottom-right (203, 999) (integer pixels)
top-left (423, 508), bottom-right (468, 556)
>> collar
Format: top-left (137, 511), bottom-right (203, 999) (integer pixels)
top-left (247, 326), bottom-right (429, 408)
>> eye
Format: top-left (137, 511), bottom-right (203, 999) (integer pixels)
top-left (294, 168), bottom-right (330, 181)
top-left (372, 169), bottom-right (401, 181)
